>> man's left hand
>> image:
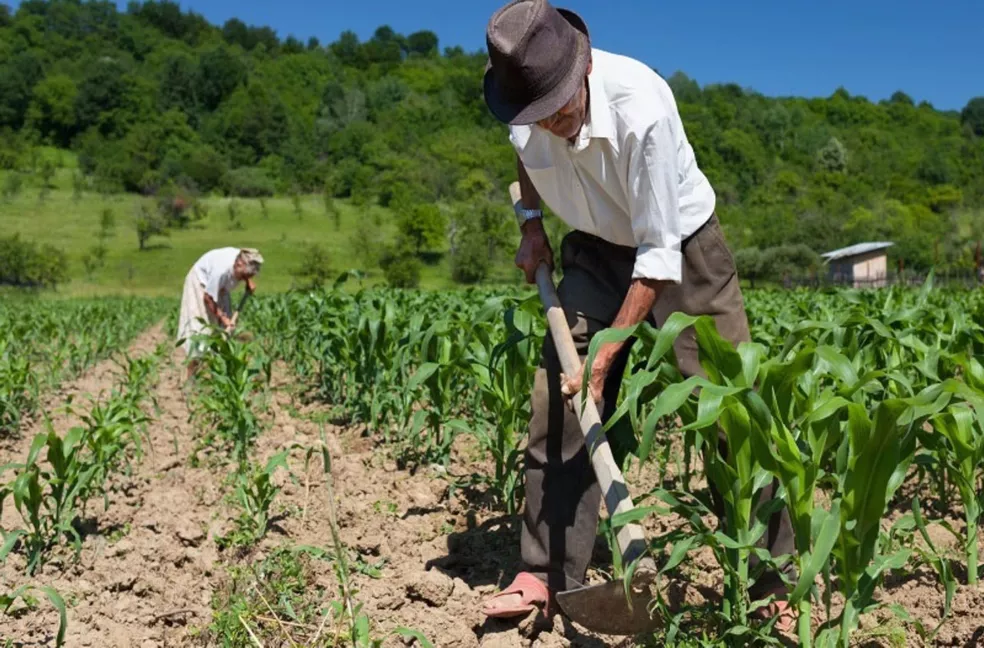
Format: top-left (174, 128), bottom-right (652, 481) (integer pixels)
top-left (560, 356), bottom-right (609, 404)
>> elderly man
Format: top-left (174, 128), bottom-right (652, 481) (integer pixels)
top-left (480, 0), bottom-right (795, 632)
top-left (177, 246), bottom-right (263, 378)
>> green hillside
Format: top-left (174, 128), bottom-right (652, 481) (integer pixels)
top-left (2, 0), bottom-right (984, 294)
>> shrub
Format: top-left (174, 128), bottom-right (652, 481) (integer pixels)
top-left (133, 202), bottom-right (170, 250)
top-left (0, 234), bottom-right (69, 288)
top-left (222, 167), bottom-right (276, 197)
top-left (450, 227), bottom-right (490, 284)
top-left (156, 182), bottom-right (202, 229)
top-left (183, 145), bottom-right (228, 193)
top-left (397, 203), bottom-right (447, 255)
top-left (1, 172), bottom-right (23, 200)
top-left (379, 246), bottom-right (421, 288)
top-left (291, 243), bottom-right (333, 289)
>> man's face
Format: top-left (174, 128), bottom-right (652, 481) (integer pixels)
top-left (233, 256), bottom-right (250, 280)
top-left (536, 79), bottom-right (588, 140)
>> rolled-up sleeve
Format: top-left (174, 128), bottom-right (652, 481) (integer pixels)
top-left (626, 118), bottom-right (682, 283)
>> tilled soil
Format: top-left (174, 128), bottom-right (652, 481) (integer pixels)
top-left (1, 324), bottom-right (983, 647)
top-left (0, 324), bottom-right (226, 646)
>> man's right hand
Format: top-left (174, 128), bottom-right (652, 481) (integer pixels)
top-left (515, 219), bottom-right (554, 284)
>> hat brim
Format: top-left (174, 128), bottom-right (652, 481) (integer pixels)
top-left (483, 8), bottom-right (590, 126)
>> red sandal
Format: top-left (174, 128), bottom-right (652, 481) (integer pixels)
top-left (752, 599), bottom-right (797, 638)
top-left (481, 572), bottom-right (552, 618)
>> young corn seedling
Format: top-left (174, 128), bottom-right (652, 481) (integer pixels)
top-left (1, 583), bottom-right (67, 647)
top-left (0, 338), bottom-right (38, 437)
top-left (222, 451), bottom-right (289, 549)
top-left (191, 324), bottom-right (268, 469)
top-left (822, 383), bottom-right (959, 648)
top-left (0, 426), bottom-right (98, 574)
top-left (466, 299), bottom-right (541, 514)
top-left (922, 396), bottom-right (984, 585)
top-left (403, 320), bottom-right (473, 468)
top-left (75, 395), bottom-right (150, 512)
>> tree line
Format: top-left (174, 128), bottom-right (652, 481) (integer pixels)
top-left (1, 0), bottom-right (983, 287)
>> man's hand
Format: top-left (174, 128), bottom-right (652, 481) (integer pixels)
top-left (515, 219), bottom-right (554, 284)
top-left (561, 278), bottom-right (668, 404)
top-left (560, 357), bottom-right (607, 403)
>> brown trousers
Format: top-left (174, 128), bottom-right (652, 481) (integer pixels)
top-left (520, 214), bottom-right (795, 599)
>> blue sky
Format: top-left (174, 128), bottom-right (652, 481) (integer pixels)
top-left (10, 0), bottom-right (982, 111)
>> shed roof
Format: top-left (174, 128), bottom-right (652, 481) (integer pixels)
top-left (821, 241), bottom-right (894, 262)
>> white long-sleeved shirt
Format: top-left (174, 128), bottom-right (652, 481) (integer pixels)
top-left (509, 48), bottom-right (716, 284)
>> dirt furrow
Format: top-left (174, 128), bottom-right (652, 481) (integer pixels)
top-left (0, 324), bottom-right (229, 647)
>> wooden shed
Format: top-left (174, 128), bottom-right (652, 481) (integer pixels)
top-left (821, 242), bottom-right (894, 288)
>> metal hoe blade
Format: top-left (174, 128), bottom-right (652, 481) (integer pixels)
top-left (555, 578), bottom-right (663, 636)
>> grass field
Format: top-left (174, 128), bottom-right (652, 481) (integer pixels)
top-left (1, 157), bottom-right (523, 298)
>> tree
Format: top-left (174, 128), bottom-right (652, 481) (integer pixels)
top-left (889, 91), bottom-right (914, 106)
top-left (0, 52), bottom-right (44, 130)
top-left (450, 226), bottom-right (491, 284)
top-left (817, 136), bottom-right (848, 173)
top-left (283, 35), bottom-right (304, 55)
top-left (221, 18), bottom-right (250, 48)
top-left (182, 145), bottom-right (227, 191)
top-left (211, 82), bottom-right (290, 165)
top-left (330, 30), bottom-right (365, 68)
top-left (133, 201), bottom-right (169, 250)
top-left (758, 244), bottom-right (821, 280)
top-left (667, 71), bottom-right (701, 104)
top-left (158, 50), bottom-right (200, 116)
top-left (398, 204), bottom-right (447, 255)
top-left (379, 247), bottom-right (421, 288)
top-left (291, 243), bottom-right (333, 288)
top-left (196, 46), bottom-right (248, 112)
top-left (75, 58), bottom-right (153, 138)
top-left (962, 97), bottom-right (984, 137)
top-left (0, 234), bottom-right (68, 288)
top-left (406, 30), bottom-right (438, 57)
top-left (26, 74), bottom-right (78, 146)
top-left (733, 247), bottom-right (763, 283)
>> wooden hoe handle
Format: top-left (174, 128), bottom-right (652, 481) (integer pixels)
top-left (510, 182), bottom-right (652, 570)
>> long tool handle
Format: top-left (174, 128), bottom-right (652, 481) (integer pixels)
top-left (510, 183), bottom-right (651, 569)
top-left (230, 286), bottom-right (251, 327)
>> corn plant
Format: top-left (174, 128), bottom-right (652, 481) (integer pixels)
top-left (403, 320), bottom-right (474, 467)
top-left (75, 394), bottom-right (151, 511)
top-left (916, 396), bottom-right (984, 585)
top-left (0, 296), bottom-right (172, 435)
top-left (0, 427), bottom-right (97, 574)
top-left (0, 338), bottom-right (38, 436)
top-left (222, 451), bottom-right (289, 548)
top-left (587, 311), bottom-right (981, 647)
top-left (1, 583), bottom-right (67, 647)
top-left (190, 325), bottom-right (269, 469)
top-left (465, 297), bottom-right (542, 514)
top-left (0, 346), bottom-right (160, 574)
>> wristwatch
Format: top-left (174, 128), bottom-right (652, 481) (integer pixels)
top-left (515, 206), bottom-right (543, 229)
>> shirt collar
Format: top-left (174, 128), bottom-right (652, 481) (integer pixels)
top-left (570, 67), bottom-right (614, 151)
top-left (584, 69), bottom-right (614, 141)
